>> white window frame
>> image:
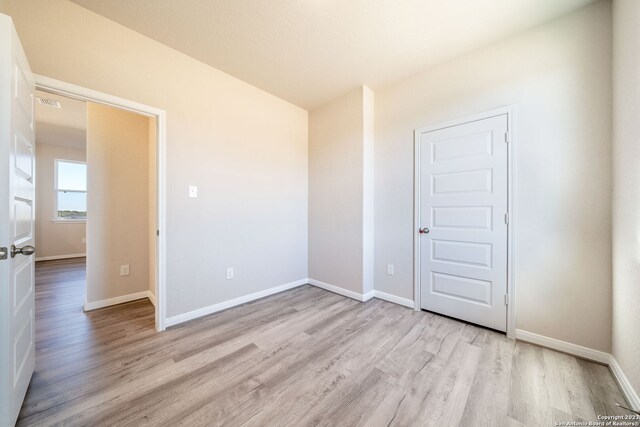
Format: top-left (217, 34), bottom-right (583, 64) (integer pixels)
top-left (53, 158), bottom-right (87, 223)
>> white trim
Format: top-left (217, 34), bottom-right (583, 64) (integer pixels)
top-left (373, 290), bottom-right (414, 308)
top-left (35, 75), bottom-right (165, 117)
top-left (35, 74), bottom-right (168, 332)
top-left (35, 253), bottom-right (86, 262)
top-left (413, 129), bottom-right (421, 313)
top-left (362, 85), bottom-right (375, 298)
top-left (83, 290), bottom-right (152, 311)
top-left (156, 111), bottom-right (167, 331)
top-left (147, 291), bottom-right (157, 307)
top-left (307, 280), bottom-right (413, 308)
top-left (307, 278), bottom-right (372, 302)
top-left (166, 279), bottom-right (308, 327)
top-left (506, 108), bottom-right (517, 339)
top-left (515, 329), bottom-right (610, 364)
top-left (413, 106), bottom-right (517, 338)
top-left (609, 356), bottom-right (640, 411)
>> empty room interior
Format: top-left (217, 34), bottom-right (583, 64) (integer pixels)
top-left (0, 0), bottom-right (639, 426)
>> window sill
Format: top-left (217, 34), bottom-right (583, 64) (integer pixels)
top-left (52, 219), bottom-right (87, 224)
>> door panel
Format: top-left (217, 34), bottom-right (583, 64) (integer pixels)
top-left (431, 239), bottom-right (492, 268)
top-left (1, 14), bottom-right (36, 427)
top-left (14, 65), bottom-right (32, 124)
top-left (15, 134), bottom-right (34, 179)
top-left (14, 200), bottom-right (32, 242)
top-left (432, 272), bottom-right (492, 305)
top-left (432, 169), bottom-right (493, 194)
top-left (419, 114), bottom-right (508, 332)
top-left (431, 131), bottom-right (492, 161)
top-left (432, 206), bottom-right (493, 230)
top-left (13, 311), bottom-right (32, 386)
top-left (13, 260), bottom-right (33, 312)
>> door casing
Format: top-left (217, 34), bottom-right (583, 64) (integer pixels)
top-left (34, 74), bottom-right (169, 332)
top-left (413, 106), bottom-right (516, 338)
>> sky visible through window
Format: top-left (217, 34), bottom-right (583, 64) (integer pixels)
top-left (57, 160), bottom-right (87, 219)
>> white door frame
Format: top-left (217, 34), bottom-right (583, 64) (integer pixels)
top-left (413, 106), bottom-right (516, 338)
top-left (34, 74), bottom-right (168, 332)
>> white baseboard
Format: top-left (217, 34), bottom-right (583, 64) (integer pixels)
top-left (515, 329), bottom-right (610, 364)
top-left (373, 290), bottom-right (414, 308)
top-left (84, 290), bottom-right (153, 311)
top-left (35, 253), bottom-right (86, 262)
top-left (307, 278), bottom-right (371, 302)
top-left (307, 280), bottom-right (413, 308)
top-left (147, 291), bottom-right (157, 307)
top-left (609, 355), bottom-right (640, 411)
top-left (165, 279), bottom-right (308, 328)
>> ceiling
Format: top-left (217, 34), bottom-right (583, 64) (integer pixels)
top-left (35, 90), bottom-right (87, 150)
top-left (68, 0), bottom-right (596, 110)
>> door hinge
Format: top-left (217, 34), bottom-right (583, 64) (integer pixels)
top-left (505, 131), bottom-right (510, 143)
top-left (156, 230), bottom-right (160, 237)
top-left (504, 213), bottom-right (510, 224)
top-left (504, 294), bottom-right (509, 305)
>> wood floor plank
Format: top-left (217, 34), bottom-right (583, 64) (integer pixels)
top-left (577, 358), bottom-right (629, 416)
top-left (458, 330), bottom-right (516, 427)
top-left (542, 348), bottom-right (597, 420)
top-left (16, 259), bottom-right (629, 426)
top-left (508, 342), bottom-right (555, 426)
top-left (426, 340), bottom-right (483, 426)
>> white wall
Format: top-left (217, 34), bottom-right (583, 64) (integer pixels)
top-left (34, 143), bottom-right (86, 259)
top-left (374, 1), bottom-right (613, 351)
top-left (86, 103), bottom-right (150, 303)
top-left (308, 86), bottom-right (373, 297)
top-left (2, 0), bottom-right (308, 318)
top-left (612, 0), bottom-right (640, 395)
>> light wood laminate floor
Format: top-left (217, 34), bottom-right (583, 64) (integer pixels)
top-left (17, 258), bottom-right (628, 426)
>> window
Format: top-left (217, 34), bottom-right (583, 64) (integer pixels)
top-left (55, 160), bottom-right (87, 221)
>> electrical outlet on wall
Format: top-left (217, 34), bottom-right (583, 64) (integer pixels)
top-left (387, 264), bottom-right (394, 275)
top-left (120, 265), bottom-right (130, 276)
top-left (226, 268), bottom-right (234, 280)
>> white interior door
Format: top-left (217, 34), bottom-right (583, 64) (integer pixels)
top-left (0, 14), bottom-right (36, 427)
top-left (418, 114), bottom-right (508, 332)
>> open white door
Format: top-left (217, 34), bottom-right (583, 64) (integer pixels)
top-left (0, 14), bottom-right (36, 427)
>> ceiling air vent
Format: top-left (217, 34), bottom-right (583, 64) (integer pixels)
top-left (36, 97), bottom-right (61, 109)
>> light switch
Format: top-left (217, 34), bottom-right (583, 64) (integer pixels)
top-left (188, 185), bottom-right (198, 198)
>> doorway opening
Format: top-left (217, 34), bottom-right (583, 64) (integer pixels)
top-left (34, 76), bottom-right (167, 331)
top-left (33, 90), bottom-right (88, 309)
top-left (34, 90), bottom-right (87, 260)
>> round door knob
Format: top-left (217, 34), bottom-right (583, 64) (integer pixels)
top-left (419, 227), bottom-right (430, 234)
top-left (10, 244), bottom-right (35, 258)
